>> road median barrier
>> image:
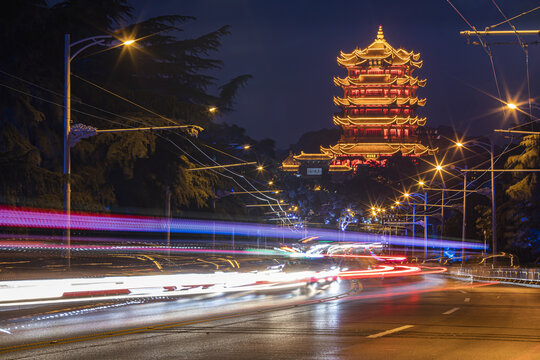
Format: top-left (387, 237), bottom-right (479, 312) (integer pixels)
top-left (447, 266), bottom-right (540, 288)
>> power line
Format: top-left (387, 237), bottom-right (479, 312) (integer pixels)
top-left (487, 5), bottom-right (540, 30)
top-left (447, 0), bottom-right (504, 114)
top-left (72, 73), bottom-right (179, 125)
top-left (490, 0), bottom-right (533, 116)
top-left (0, 74), bottom-right (294, 227)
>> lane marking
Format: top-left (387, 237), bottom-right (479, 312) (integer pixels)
top-left (367, 325), bottom-right (414, 338)
top-left (464, 297), bottom-right (470, 302)
top-left (443, 307), bottom-right (460, 315)
top-left (458, 290), bottom-right (467, 294)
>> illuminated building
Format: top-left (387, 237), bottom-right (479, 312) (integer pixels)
top-left (282, 26), bottom-right (436, 176)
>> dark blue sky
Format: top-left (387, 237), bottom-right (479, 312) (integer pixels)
top-left (132, 0), bottom-right (540, 148)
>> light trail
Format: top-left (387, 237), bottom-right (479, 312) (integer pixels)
top-left (0, 206), bottom-right (484, 250)
top-left (0, 261), bottom-right (447, 307)
top-left (338, 265), bottom-right (447, 280)
top-left (0, 269), bottom-right (340, 307)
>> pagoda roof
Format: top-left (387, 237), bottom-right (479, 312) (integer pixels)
top-left (293, 151), bottom-right (334, 161)
top-left (321, 142), bottom-right (436, 157)
top-left (333, 75), bottom-right (426, 87)
top-left (329, 164), bottom-right (353, 172)
top-left (337, 26), bottom-right (422, 68)
top-left (282, 164), bottom-right (299, 172)
top-left (333, 115), bottom-right (427, 127)
top-left (281, 152), bottom-right (300, 170)
top-left (334, 96), bottom-right (427, 107)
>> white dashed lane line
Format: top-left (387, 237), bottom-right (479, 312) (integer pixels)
top-left (366, 325), bottom-right (414, 338)
top-left (464, 297), bottom-right (471, 302)
top-left (443, 307), bottom-right (460, 315)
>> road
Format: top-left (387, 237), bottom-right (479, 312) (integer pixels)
top-left (0, 275), bottom-right (538, 360)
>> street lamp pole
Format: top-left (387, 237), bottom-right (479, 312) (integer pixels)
top-left (490, 142), bottom-right (497, 255)
top-left (63, 34), bottom-right (136, 267)
top-left (412, 204), bottom-right (416, 257)
top-left (423, 192), bottom-right (427, 258)
top-left (63, 34), bottom-right (72, 267)
top-left (461, 167), bottom-right (467, 264)
top-left (403, 192), bottom-right (428, 258)
top-left (456, 140), bottom-right (497, 256)
top-left (440, 188), bottom-right (444, 257)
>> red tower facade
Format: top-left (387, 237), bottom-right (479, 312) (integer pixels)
top-left (322, 26), bottom-right (435, 167)
top-left (282, 26), bottom-right (435, 176)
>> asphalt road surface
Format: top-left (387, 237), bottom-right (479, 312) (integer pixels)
top-left (0, 275), bottom-right (538, 360)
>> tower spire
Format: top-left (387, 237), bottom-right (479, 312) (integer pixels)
top-left (376, 25), bottom-right (384, 40)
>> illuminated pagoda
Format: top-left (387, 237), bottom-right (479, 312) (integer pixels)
top-left (282, 26), bottom-right (435, 176)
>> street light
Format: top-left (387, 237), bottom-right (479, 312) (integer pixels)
top-left (433, 166), bottom-right (447, 247)
top-left (504, 101), bottom-right (540, 120)
top-left (419, 172), bottom-right (477, 261)
top-left (64, 34), bottom-right (135, 267)
top-left (455, 140), bottom-right (497, 255)
top-left (401, 192), bottom-right (428, 258)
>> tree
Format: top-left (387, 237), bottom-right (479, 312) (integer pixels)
top-left (0, 1), bottom-right (251, 214)
top-left (501, 134), bottom-right (540, 261)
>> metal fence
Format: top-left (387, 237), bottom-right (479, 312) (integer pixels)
top-left (449, 267), bottom-right (540, 287)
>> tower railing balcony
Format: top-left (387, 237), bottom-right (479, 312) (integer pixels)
top-left (338, 135), bottom-right (419, 143)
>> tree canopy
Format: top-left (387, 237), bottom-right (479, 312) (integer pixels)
top-left (0, 0), bottom-right (252, 214)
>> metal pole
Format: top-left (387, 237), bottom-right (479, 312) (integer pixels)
top-left (423, 192), bottom-right (427, 259)
top-left (63, 34), bottom-right (71, 269)
top-left (490, 143), bottom-right (497, 255)
top-left (165, 185), bottom-right (171, 257)
top-left (405, 211), bottom-right (408, 256)
top-left (461, 168), bottom-right (467, 265)
top-left (412, 204), bottom-right (416, 257)
top-left (405, 213), bottom-right (408, 237)
top-left (440, 189), bottom-right (444, 260)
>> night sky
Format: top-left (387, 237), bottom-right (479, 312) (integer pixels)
top-left (132, 0), bottom-right (540, 149)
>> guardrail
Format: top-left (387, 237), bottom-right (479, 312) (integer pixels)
top-left (448, 267), bottom-right (540, 287)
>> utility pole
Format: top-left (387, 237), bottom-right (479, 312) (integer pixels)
top-left (412, 204), bottom-right (416, 257)
top-left (440, 189), bottom-right (444, 260)
top-left (165, 185), bottom-right (171, 257)
top-left (63, 34), bottom-right (71, 268)
top-left (423, 192), bottom-right (427, 259)
top-left (458, 27), bottom-right (540, 256)
top-left (490, 142), bottom-right (496, 255)
top-left (461, 167), bottom-right (467, 265)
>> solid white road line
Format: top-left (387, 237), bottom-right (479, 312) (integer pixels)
top-left (464, 297), bottom-right (471, 302)
top-left (443, 307), bottom-right (460, 315)
top-left (366, 325), bottom-right (414, 338)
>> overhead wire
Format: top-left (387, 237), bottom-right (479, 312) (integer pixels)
top-left (0, 71), bottom-right (296, 227)
top-left (491, 0), bottom-right (533, 116)
top-left (446, 0), bottom-right (505, 115)
top-left (486, 5), bottom-right (540, 30)
top-left (67, 74), bottom-right (295, 223)
top-left (72, 73), bottom-right (179, 125)
top-left (69, 77), bottom-right (295, 225)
